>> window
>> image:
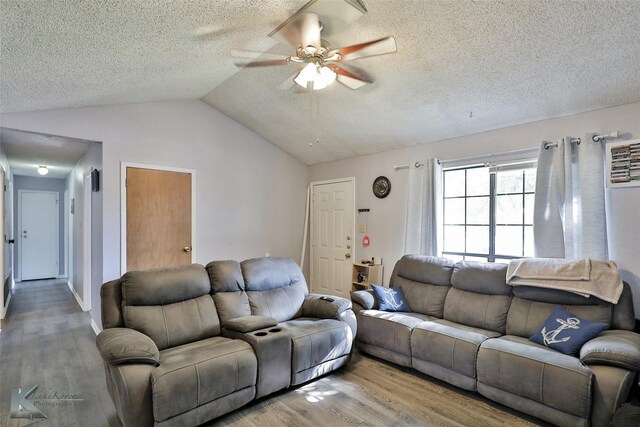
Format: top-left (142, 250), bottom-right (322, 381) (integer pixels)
top-left (442, 162), bottom-right (536, 263)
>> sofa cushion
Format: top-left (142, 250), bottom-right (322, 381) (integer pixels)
top-left (206, 260), bottom-right (252, 324)
top-left (443, 288), bottom-right (512, 334)
top-left (371, 284), bottom-right (410, 312)
top-left (242, 258), bottom-right (308, 322)
top-left (121, 264), bottom-right (220, 350)
top-left (411, 320), bottom-right (501, 390)
top-left (356, 310), bottom-right (432, 361)
top-left (278, 318), bottom-right (352, 383)
top-left (152, 337), bottom-right (257, 422)
top-left (450, 261), bottom-right (511, 295)
top-left (530, 306), bottom-right (607, 356)
top-left (477, 335), bottom-right (593, 419)
top-left (506, 297), bottom-right (612, 338)
top-left (390, 255), bottom-right (454, 317)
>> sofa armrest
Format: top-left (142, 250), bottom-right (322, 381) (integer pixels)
top-left (302, 294), bottom-right (352, 319)
top-left (96, 328), bottom-right (159, 366)
top-left (351, 289), bottom-right (377, 310)
top-left (224, 315), bottom-right (278, 333)
top-left (580, 330), bottom-right (640, 371)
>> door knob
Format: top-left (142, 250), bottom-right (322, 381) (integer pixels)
top-left (183, 246), bottom-right (192, 253)
top-left (345, 253), bottom-right (351, 259)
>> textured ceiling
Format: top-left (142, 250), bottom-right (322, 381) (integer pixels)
top-left (0, 128), bottom-right (93, 178)
top-left (2, 1), bottom-right (640, 165)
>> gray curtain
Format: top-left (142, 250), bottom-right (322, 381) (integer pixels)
top-left (404, 158), bottom-right (442, 256)
top-left (533, 135), bottom-right (607, 259)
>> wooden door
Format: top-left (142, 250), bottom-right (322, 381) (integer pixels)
top-left (20, 190), bottom-right (59, 280)
top-left (126, 167), bottom-right (192, 272)
top-left (310, 180), bottom-right (354, 298)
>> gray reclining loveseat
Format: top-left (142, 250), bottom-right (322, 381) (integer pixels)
top-left (96, 257), bottom-right (355, 426)
top-left (352, 255), bottom-right (640, 427)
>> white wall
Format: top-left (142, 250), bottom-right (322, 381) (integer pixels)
top-left (310, 101), bottom-right (640, 318)
top-left (65, 143), bottom-right (102, 311)
top-left (0, 100), bottom-right (309, 328)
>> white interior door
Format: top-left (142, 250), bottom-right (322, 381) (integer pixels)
top-left (310, 179), bottom-right (355, 298)
top-left (19, 190), bottom-right (59, 281)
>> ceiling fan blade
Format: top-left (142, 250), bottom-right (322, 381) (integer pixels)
top-left (333, 66), bottom-right (371, 90)
top-left (231, 49), bottom-right (290, 61)
top-left (234, 59), bottom-right (291, 68)
top-left (300, 12), bottom-right (322, 52)
top-left (335, 36), bottom-right (397, 62)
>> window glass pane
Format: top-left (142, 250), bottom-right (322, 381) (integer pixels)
top-left (466, 226), bottom-right (489, 254)
top-left (444, 198), bottom-right (465, 224)
top-left (496, 195), bottom-right (523, 224)
top-left (494, 258), bottom-right (511, 265)
top-left (496, 170), bottom-right (523, 194)
top-left (524, 194), bottom-right (534, 224)
top-left (444, 170), bottom-right (465, 197)
top-left (444, 226), bottom-right (465, 252)
top-left (496, 225), bottom-right (523, 256)
top-left (524, 225), bottom-right (534, 257)
top-left (466, 167), bottom-right (490, 196)
top-left (444, 254), bottom-right (464, 263)
top-left (464, 256), bottom-right (488, 262)
top-left (466, 197), bottom-right (489, 225)
top-left (525, 168), bottom-right (537, 192)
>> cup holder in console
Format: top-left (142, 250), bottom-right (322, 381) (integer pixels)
top-left (254, 332), bottom-right (268, 337)
top-left (268, 328), bottom-right (282, 333)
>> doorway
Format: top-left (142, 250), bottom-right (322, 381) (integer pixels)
top-left (310, 177), bottom-right (355, 298)
top-left (121, 163), bottom-right (195, 273)
top-left (18, 190), bottom-right (59, 281)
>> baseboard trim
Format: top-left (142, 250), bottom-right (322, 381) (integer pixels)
top-left (2, 291), bottom-right (12, 320)
top-left (67, 280), bottom-right (86, 311)
top-left (90, 318), bottom-right (101, 335)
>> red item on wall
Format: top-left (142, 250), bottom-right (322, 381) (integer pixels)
top-left (362, 235), bottom-right (370, 247)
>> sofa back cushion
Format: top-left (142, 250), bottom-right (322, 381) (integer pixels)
top-left (444, 261), bottom-right (512, 333)
top-left (390, 255), bottom-right (454, 317)
top-left (121, 264), bottom-right (220, 350)
top-left (242, 257), bottom-right (307, 322)
top-left (206, 260), bottom-right (251, 324)
top-left (507, 281), bottom-right (635, 334)
top-left (507, 297), bottom-right (613, 338)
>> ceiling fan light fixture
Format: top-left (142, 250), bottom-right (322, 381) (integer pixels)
top-left (37, 165), bottom-right (49, 176)
top-left (294, 62), bottom-right (336, 90)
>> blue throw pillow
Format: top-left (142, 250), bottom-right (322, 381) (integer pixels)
top-left (530, 306), bottom-right (607, 356)
top-left (371, 284), bottom-right (411, 312)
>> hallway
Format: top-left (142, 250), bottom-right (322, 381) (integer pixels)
top-left (0, 279), bottom-right (117, 426)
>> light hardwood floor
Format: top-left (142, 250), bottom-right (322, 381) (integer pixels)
top-left (0, 279), bottom-right (546, 427)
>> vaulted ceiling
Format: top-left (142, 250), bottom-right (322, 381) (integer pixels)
top-left (2, 1), bottom-right (640, 165)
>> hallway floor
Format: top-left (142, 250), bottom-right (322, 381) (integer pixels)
top-left (0, 279), bottom-right (119, 427)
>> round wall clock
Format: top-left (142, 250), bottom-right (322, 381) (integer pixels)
top-left (372, 176), bottom-right (391, 198)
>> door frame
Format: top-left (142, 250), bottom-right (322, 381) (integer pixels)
top-left (309, 177), bottom-right (355, 293)
top-left (16, 189), bottom-right (59, 282)
top-left (82, 171), bottom-right (92, 311)
top-left (120, 162), bottom-right (196, 275)
top-left (64, 190), bottom-right (69, 279)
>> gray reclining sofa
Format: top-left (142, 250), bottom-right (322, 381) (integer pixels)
top-left (96, 257), bottom-right (355, 426)
top-left (351, 255), bottom-right (640, 427)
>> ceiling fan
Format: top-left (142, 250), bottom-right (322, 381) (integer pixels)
top-left (232, 1), bottom-right (397, 91)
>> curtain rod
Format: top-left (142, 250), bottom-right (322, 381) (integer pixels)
top-left (440, 146), bottom-right (539, 167)
top-left (543, 131), bottom-right (620, 150)
top-left (393, 146), bottom-right (540, 171)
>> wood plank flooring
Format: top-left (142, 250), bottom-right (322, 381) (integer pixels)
top-left (1, 279), bottom-right (546, 427)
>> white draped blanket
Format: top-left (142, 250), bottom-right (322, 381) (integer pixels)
top-left (506, 258), bottom-right (623, 304)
